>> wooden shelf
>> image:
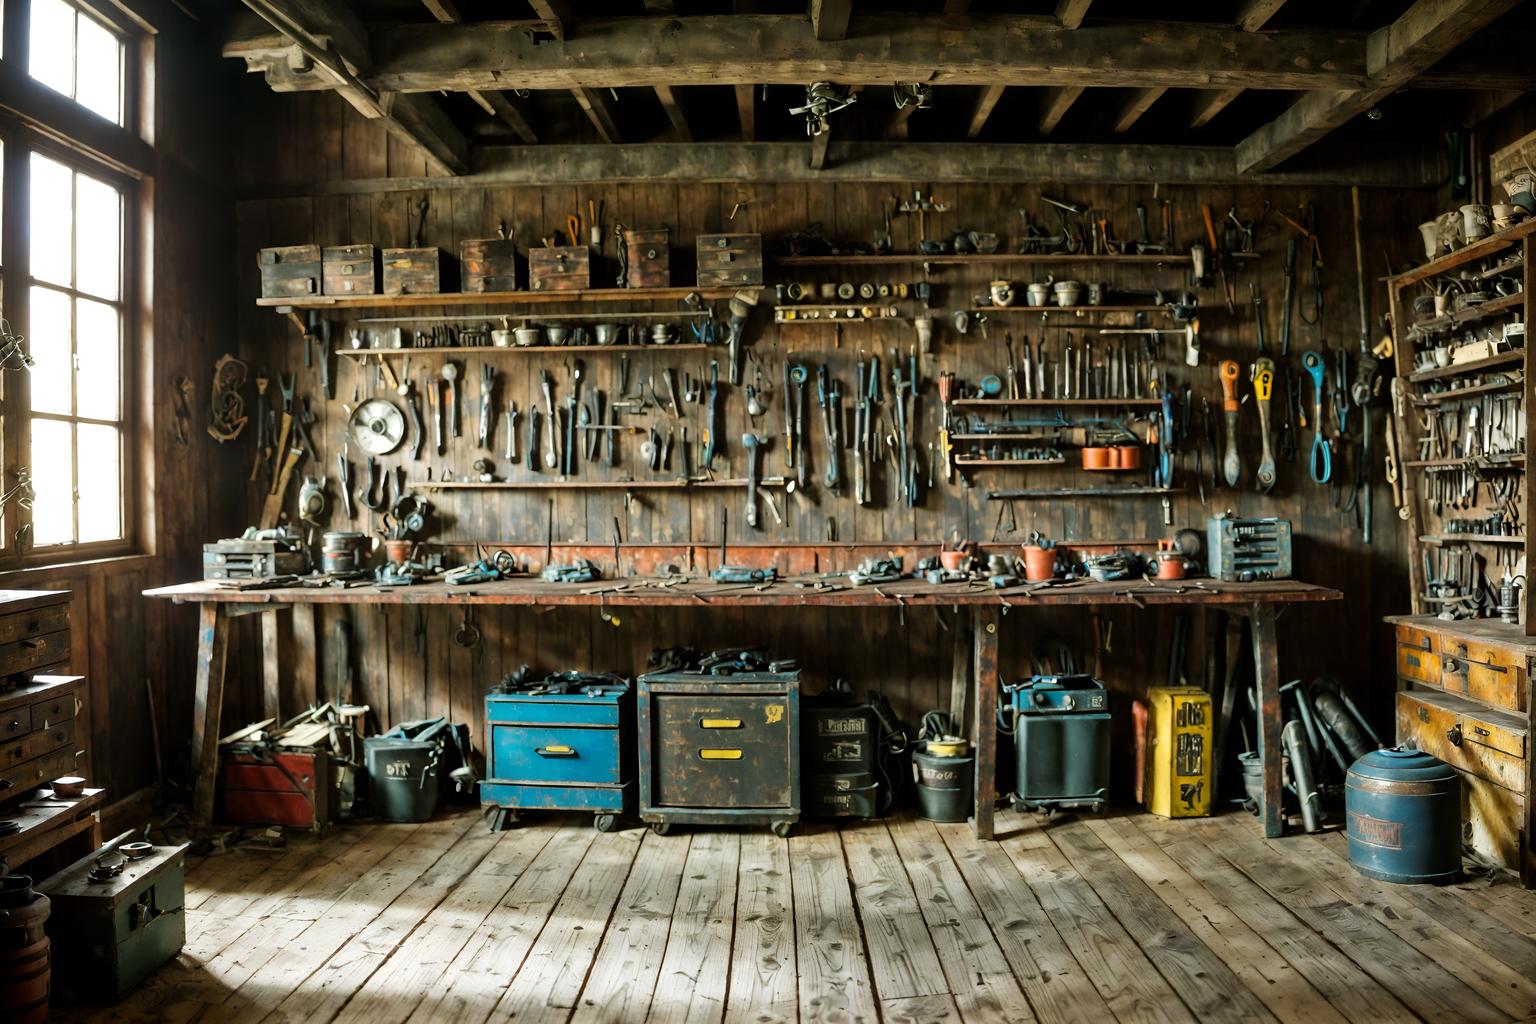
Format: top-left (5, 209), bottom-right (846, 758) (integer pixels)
top-left (1419, 534), bottom-right (1526, 545)
top-left (986, 486), bottom-right (1177, 499)
top-left (1407, 291), bottom-right (1525, 334)
top-left (951, 434), bottom-right (1058, 442)
top-left (954, 397), bottom-right (1161, 407)
top-left (1389, 218), bottom-right (1536, 288)
top-left (1412, 377), bottom-right (1524, 406)
top-left (1408, 348), bottom-right (1524, 383)
top-left (954, 457), bottom-right (1067, 467)
top-left (970, 305), bottom-right (1170, 316)
top-left (775, 252), bottom-right (1196, 267)
top-left (258, 286), bottom-right (739, 311)
top-left (1402, 455), bottom-right (1525, 469)
top-left (411, 477), bottom-right (785, 491)
top-left (338, 344), bottom-right (710, 358)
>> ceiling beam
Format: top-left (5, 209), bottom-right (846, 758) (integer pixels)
top-left (811, 0), bottom-right (853, 41)
top-left (419, 0), bottom-right (537, 145)
top-left (1055, 0), bottom-right (1092, 29)
top-left (1234, 0), bottom-right (1286, 32)
top-left (941, 0), bottom-right (968, 13)
top-left (239, 0), bottom-right (467, 175)
top-left (524, 0), bottom-right (569, 39)
top-left (809, 128), bottom-right (832, 171)
top-left (1236, 0), bottom-right (1523, 172)
top-left (226, 15), bottom-right (1372, 93)
top-left (1113, 86), bottom-right (1166, 132)
top-left (736, 84), bottom-right (755, 142)
top-left (642, 0), bottom-right (675, 12)
top-left (572, 86), bottom-right (621, 144)
top-left (1188, 87), bottom-right (1243, 130)
top-left (1037, 85), bottom-right (1082, 135)
top-left (966, 84), bottom-right (1006, 140)
top-left (653, 84), bottom-right (692, 142)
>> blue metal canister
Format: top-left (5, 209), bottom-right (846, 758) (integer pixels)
top-left (1345, 747), bottom-right (1461, 885)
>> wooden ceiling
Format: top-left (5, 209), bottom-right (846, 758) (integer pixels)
top-left (221, 1), bottom-right (1531, 183)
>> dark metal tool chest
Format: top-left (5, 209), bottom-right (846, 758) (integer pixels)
top-left (481, 675), bottom-right (633, 832)
top-left (637, 666), bottom-right (800, 836)
top-left (1006, 674), bottom-right (1111, 815)
top-left (40, 837), bottom-right (189, 1000)
top-left (804, 698), bottom-right (880, 818)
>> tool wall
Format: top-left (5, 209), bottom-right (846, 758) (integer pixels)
top-left (221, 98), bottom-right (1432, 755)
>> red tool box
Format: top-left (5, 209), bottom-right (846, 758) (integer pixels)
top-left (219, 744), bottom-right (331, 832)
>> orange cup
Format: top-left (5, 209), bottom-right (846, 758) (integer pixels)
top-left (1081, 447), bottom-right (1110, 470)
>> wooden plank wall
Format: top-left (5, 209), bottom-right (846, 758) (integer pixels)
top-left (221, 89), bottom-right (1430, 778)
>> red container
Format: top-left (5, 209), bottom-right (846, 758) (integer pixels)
top-left (1021, 545), bottom-right (1056, 581)
top-left (221, 748), bottom-right (331, 831)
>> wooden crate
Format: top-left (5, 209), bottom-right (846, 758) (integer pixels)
top-left (528, 246), bottom-right (591, 291)
top-left (696, 232), bottom-right (763, 287)
top-left (623, 228), bottom-right (671, 288)
top-left (460, 238), bottom-right (521, 293)
top-left (322, 244), bottom-right (378, 296)
top-left (257, 245), bottom-right (322, 299)
top-left (381, 247), bottom-right (444, 295)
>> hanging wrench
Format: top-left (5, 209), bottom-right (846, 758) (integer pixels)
top-left (427, 377), bottom-right (445, 455)
top-left (1219, 359), bottom-right (1241, 488)
top-left (1302, 350), bottom-right (1331, 483)
top-left (1251, 357), bottom-right (1276, 493)
top-left (505, 400), bottom-right (519, 462)
top-left (403, 381), bottom-right (424, 461)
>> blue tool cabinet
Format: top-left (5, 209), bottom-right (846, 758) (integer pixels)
top-left (480, 681), bottom-right (634, 832)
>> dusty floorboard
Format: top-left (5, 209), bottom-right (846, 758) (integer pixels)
top-left (53, 805), bottom-right (1536, 1023)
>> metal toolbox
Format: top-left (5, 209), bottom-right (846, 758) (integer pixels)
top-left (1005, 674), bottom-right (1110, 814)
top-left (202, 537), bottom-right (306, 580)
top-left (459, 237), bottom-right (521, 293)
top-left (528, 245), bottom-right (591, 291)
top-left (481, 675), bottom-right (633, 833)
top-left (257, 244), bottom-right (322, 299)
top-left (40, 837), bottom-right (189, 1000)
top-left (623, 228), bottom-right (671, 288)
top-left (695, 232), bottom-right (763, 287)
top-left (0, 675), bottom-right (83, 808)
top-left (381, 246), bottom-right (445, 295)
top-left (1146, 686), bottom-right (1212, 817)
top-left (219, 745), bottom-right (331, 831)
top-left (637, 668), bottom-right (800, 836)
top-left (1207, 514), bottom-right (1292, 582)
top-left (322, 244), bottom-right (378, 296)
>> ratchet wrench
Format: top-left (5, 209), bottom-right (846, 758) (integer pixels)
top-left (1251, 357), bottom-right (1276, 493)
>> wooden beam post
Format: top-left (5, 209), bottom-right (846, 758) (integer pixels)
top-left (524, 0), bottom-right (569, 39)
top-left (810, 0), bottom-right (853, 41)
top-left (572, 86), bottom-right (621, 144)
top-left (1037, 85), bottom-right (1083, 135)
top-left (190, 603), bottom-right (229, 826)
top-left (1055, 0), bottom-right (1092, 28)
top-left (483, 90), bottom-right (538, 144)
top-left (1189, 87), bottom-right (1243, 130)
top-left (1113, 86), bottom-right (1166, 132)
top-left (735, 84), bottom-right (755, 142)
top-left (1250, 603), bottom-right (1283, 838)
top-left (1234, 0), bottom-right (1287, 31)
top-left (654, 84), bottom-right (693, 142)
top-left (966, 84), bottom-right (1006, 140)
top-left (970, 605), bottom-right (1001, 840)
top-left (420, 0), bottom-right (538, 145)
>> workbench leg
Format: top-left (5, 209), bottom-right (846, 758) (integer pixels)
top-left (949, 606), bottom-right (972, 731)
top-left (1249, 603), bottom-right (1284, 839)
top-left (971, 605), bottom-right (1001, 840)
top-left (190, 603), bottom-right (230, 826)
top-left (261, 610), bottom-right (282, 722)
top-left (292, 604), bottom-right (317, 709)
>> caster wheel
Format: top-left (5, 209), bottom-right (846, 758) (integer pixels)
top-left (483, 806), bottom-right (515, 832)
top-left (594, 814), bottom-right (620, 833)
top-left (650, 822), bottom-right (673, 836)
top-left (1041, 806), bottom-right (1058, 818)
top-left (770, 820), bottom-right (794, 838)
top-left (1091, 802), bottom-right (1105, 815)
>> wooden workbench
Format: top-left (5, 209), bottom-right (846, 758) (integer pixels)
top-left (145, 575), bottom-right (1339, 840)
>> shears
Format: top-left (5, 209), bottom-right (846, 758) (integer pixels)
top-left (1302, 350), bottom-right (1331, 484)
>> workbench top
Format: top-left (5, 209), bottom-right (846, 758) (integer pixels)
top-left (145, 576), bottom-right (1340, 609)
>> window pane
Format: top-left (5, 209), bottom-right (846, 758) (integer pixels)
top-left (30, 418), bottom-right (73, 546)
top-left (28, 0), bottom-right (75, 102)
top-left (30, 154), bottom-right (73, 287)
top-left (74, 13), bottom-right (121, 124)
top-left (75, 173), bottom-right (120, 300)
top-left (77, 422), bottom-right (120, 542)
top-left (29, 286), bottom-right (72, 416)
top-left (76, 298), bottom-right (118, 420)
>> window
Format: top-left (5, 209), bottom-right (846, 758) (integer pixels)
top-left (27, 151), bottom-right (124, 547)
top-left (28, 0), bottom-right (126, 125)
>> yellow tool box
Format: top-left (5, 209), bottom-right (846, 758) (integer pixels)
top-left (1147, 686), bottom-right (1213, 817)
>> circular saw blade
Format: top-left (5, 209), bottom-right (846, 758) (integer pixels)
top-left (349, 398), bottom-right (406, 455)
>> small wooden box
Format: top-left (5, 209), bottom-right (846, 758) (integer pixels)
top-left (460, 238), bottom-right (521, 293)
top-left (696, 232), bottom-right (763, 287)
top-left (528, 246), bottom-right (591, 291)
top-left (257, 245), bottom-right (322, 299)
top-left (624, 228), bottom-right (671, 288)
top-left (381, 247), bottom-right (444, 295)
top-left (322, 244), bottom-right (378, 296)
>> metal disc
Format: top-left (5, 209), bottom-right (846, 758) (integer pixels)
top-left (348, 398), bottom-right (406, 455)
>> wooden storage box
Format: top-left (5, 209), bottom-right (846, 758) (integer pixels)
top-left (696, 232), bottom-right (763, 287)
top-left (257, 245), bottom-right (322, 299)
top-left (322, 244), bottom-right (378, 296)
top-left (381, 247), bottom-right (444, 295)
top-left (220, 745), bottom-right (331, 831)
top-left (623, 228), bottom-right (671, 288)
top-left (0, 590), bottom-right (71, 689)
top-left (203, 538), bottom-right (306, 580)
top-left (460, 238), bottom-right (521, 293)
top-left (0, 675), bottom-right (83, 808)
top-left (528, 246), bottom-right (591, 291)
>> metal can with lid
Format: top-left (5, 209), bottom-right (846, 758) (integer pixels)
top-left (321, 531), bottom-right (369, 574)
top-left (1345, 746), bottom-right (1461, 885)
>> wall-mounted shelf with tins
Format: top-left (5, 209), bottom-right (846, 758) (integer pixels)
top-left (411, 478), bottom-right (786, 492)
top-left (953, 398), bottom-right (1163, 408)
top-left (1405, 291), bottom-right (1524, 334)
top-left (338, 344), bottom-right (711, 359)
top-left (1407, 348), bottom-right (1524, 383)
top-left (1418, 534), bottom-right (1526, 545)
top-left (258, 286), bottom-right (739, 312)
top-left (774, 252), bottom-right (1261, 268)
top-left (1411, 377), bottom-right (1524, 406)
top-left (954, 457), bottom-right (1067, 468)
top-left (986, 485), bottom-right (1178, 500)
top-left (968, 305), bottom-right (1171, 316)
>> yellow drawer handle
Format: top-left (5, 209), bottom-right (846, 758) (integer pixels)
top-left (535, 745), bottom-right (577, 758)
top-left (699, 748), bottom-right (743, 760)
top-left (700, 718), bottom-right (742, 730)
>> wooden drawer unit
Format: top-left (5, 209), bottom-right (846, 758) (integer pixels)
top-left (381, 247), bottom-right (444, 295)
top-left (1396, 690), bottom-right (1526, 793)
top-left (459, 238), bottom-right (520, 293)
top-left (696, 232), bottom-right (763, 287)
top-left (623, 228), bottom-right (671, 288)
top-left (0, 675), bottom-right (84, 808)
top-left (322, 244), bottom-right (378, 296)
top-left (257, 244), bottom-right (322, 299)
top-left (1, 720), bottom-right (73, 769)
top-left (1392, 619), bottom-right (1528, 711)
top-left (0, 674), bottom-right (81, 743)
top-left (528, 246), bottom-right (591, 291)
top-left (0, 589), bottom-right (70, 686)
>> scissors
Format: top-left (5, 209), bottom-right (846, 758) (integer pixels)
top-left (1302, 350), bottom-right (1331, 484)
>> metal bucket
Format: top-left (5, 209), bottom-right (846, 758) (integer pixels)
top-left (912, 743), bottom-right (973, 823)
top-left (1346, 747), bottom-right (1461, 885)
top-left (365, 737), bottom-right (440, 823)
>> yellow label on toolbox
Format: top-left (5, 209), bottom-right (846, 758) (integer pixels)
top-left (700, 718), bottom-right (742, 729)
top-left (699, 748), bottom-right (744, 760)
top-left (765, 704), bottom-right (784, 725)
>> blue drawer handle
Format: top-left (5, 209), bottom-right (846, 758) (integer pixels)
top-left (535, 745), bottom-right (578, 758)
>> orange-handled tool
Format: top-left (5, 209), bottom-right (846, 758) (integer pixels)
top-left (1219, 359), bottom-right (1241, 487)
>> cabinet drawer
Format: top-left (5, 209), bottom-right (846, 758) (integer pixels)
top-left (30, 690), bottom-right (76, 731)
top-left (0, 708), bottom-right (30, 740)
top-left (0, 720), bottom-right (72, 770)
top-left (1395, 624), bottom-right (1436, 652)
top-left (486, 696), bottom-right (621, 728)
top-left (490, 724), bottom-right (621, 786)
top-left (651, 694), bottom-right (793, 808)
top-left (1466, 658), bottom-right (1525, 712)
top-left (0, 630), bottom-right (69, 679)
top-left (1397, 691), bottom-right (1526, 793)
top-left (0, 604), bottom-right (69, 646)
top-left (1397, 644), bottom-right (1442, 686)
top-left (0, 745), bottom-right (77, 802)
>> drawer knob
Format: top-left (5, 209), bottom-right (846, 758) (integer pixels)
top-left (1442, 658), bottom-right (1461, 674)
top-left (1447, 725), bottom-right (1463, 747)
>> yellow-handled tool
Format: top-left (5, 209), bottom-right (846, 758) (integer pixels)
top-left (1251, 357), bottom-right (1276, 493)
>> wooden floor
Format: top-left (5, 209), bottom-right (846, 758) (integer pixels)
top-left (60, 805), bottom-right (1536, 1024)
